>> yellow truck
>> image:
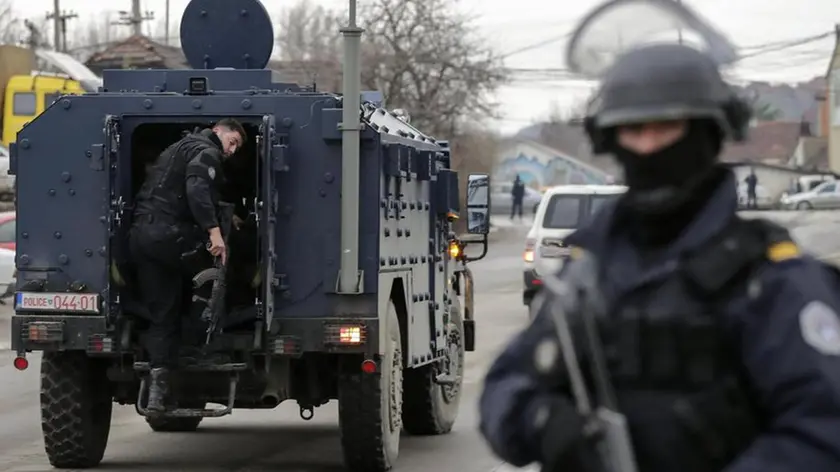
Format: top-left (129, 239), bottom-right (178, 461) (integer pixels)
top-left (0, 45), bottom-right (101, 146)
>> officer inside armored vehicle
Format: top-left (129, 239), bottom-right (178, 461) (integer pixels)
top-left (128, 118), bottom-right (254, 413)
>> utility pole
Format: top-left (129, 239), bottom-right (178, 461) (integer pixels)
top-left (164, 0), bottom-right (170, 45)
top-left (46, 0), bottom-right (78, 52)
top-left (676, 0), bottom-right (683, 44)
top-left (113, 0), bottom-right (155, 37)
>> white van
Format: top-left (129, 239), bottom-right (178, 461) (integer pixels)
top-left (522, 184), bottom-right (627, 306)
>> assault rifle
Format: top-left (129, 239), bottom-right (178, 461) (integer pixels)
top-left (202, 202), bottom-right (235, 345)
top-left (539, 253), bottom-right (639, 472)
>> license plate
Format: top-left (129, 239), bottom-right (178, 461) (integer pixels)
top-left (15, 292), bottom-right (100, 314)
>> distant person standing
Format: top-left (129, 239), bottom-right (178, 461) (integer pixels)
top-left (745, 169), bottom-right (758, 209)
top-left (511, 175), bottom-right (525, 220)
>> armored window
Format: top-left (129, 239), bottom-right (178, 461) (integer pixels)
top-left (542, 195), bottom-right (584, 229)
top-left (0, 219), bottom-right (15, 243)
top-left (44, 93), bottom-right (61, 108)
top-left (12, 92), bottom-right (36, 116)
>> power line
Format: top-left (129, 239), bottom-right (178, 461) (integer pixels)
top-left (500, 31), bottom-right (574, 59)
top-left (738, 31), bottom-right (834, 60)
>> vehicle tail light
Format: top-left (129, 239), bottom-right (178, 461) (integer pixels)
top-left (524, 238), bottom-right (536, 262)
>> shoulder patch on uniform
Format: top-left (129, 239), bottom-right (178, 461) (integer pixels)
top-left (799, 300), bottom-right (840, 355)
top-left (570, 246), bottom-right (584, 260)
top-left (767, 241), bottom-right (799, 262)
top-left (207, 167), bottom-right (216, 180)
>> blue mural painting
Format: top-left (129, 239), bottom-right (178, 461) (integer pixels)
top-left (495, 144), bottom-right (612, 189)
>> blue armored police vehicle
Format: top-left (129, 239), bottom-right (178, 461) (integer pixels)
top-left (7, 0), bottom-right (492, 470)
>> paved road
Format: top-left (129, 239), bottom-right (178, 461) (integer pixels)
top-left (0, 211), bottom-right (838, 472)
top-left (0, 228), bottom-right (538, 472)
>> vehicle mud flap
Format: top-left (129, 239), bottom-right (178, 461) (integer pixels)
top-left (133, 362), bottom-right (247, 418)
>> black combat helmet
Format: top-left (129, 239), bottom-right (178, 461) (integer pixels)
top-left (599, 45), bottom-right (730, 129)
top-left (585, 43), bottom-right (752, 153)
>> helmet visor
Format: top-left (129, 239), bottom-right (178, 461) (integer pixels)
top-left (565, 0), bottom-right (739, 79)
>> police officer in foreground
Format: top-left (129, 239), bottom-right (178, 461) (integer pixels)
top-left (478, 13), bottom-right (840, 472)
top-left (129, 118), bottom-right (247, 412)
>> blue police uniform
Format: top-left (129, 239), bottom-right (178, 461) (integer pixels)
top-left (479, 170), bottom-right (840, 472)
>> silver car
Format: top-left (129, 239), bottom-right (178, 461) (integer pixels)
top-left (0, 145), bottom-right (13, 200)
top-left (490, 182), bottom-right (542, 215)
top-left (779, 180), bottom-right (840, 210)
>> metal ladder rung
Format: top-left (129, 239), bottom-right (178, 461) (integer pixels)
top-left (135, 374), bottom-right (238, 418)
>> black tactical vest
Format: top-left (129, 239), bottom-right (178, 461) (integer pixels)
top-left (134, 130), bottom-right (221, 224)
top-left (590, 216), bottom-right (791, 472)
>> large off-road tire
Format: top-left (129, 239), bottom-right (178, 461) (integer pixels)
top-left (338, 299), bottom-right (403, 472)
top-left (402, 295), bottom-right (465, 435)
top-left (41, 352), bottom-right (113, 468)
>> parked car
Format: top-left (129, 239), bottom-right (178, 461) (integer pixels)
top-left (522, 184), bottom-right (627, 308)
top-left (490, 182), bottom-right (543, 216)
top-left (0, 211), bottom-right (14, 250)
top-left (0, 246), bottom-right (14, 301)
top-left (779, 180), bottom-right (840, 210)
top-left (0, 144), bottom-right (13, 200)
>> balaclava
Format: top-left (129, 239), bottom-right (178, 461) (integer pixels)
top-left (609, 119), bottom-right (726, 246)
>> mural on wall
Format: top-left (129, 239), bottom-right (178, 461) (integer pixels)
top-left (495, 144), bottom-right (612, 188)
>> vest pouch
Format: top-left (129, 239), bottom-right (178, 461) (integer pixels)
top-left (672, 376), bottom-right (759, 469)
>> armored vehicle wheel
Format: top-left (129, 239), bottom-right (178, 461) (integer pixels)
top-left (40, 352), bottom-right (113, 468)
top-left (338, 299), bottom-right (403, 472)
top-left (402, 296), bottom-right (465, 435)
top-left (146, 406), bottom-right (205, 432)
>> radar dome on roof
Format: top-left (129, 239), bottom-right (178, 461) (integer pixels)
top-left (179, 0), bottom-right (275, 70)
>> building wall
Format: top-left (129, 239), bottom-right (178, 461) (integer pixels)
top-left (820, 95), bottom-right (829, 137)
top-left (494, 141), bottom-right (612, 189)
top-left (829, 44), bottom-right (840, 173)
top-left (730, 165), bottom-right (805, 200)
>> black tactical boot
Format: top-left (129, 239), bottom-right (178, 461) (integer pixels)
top-left (147, 367), bottom-right (171, 413)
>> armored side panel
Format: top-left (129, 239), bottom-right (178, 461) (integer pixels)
top-left (366, 107), bottom-right (455, 367)
top-left (14, 98), bottom-right (114, 304)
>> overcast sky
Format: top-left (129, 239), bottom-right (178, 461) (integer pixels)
top-left (11, 0), bottom-right (840, 134)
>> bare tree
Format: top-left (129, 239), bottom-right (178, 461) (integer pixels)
top-left (358, 0), bottom-right (506, 138)
top-left (450, 126), bottom-right (500, 232)
top-left (274, 0), bottom-right (343, 90)
top-left (275, 0), bottom-right (342, 62)
top-left (276, 0), bottom-right (506, 138)
top-left (275, 0), bottom-right (506, 206)
top-left (0, 1), bottom-right (30, 45)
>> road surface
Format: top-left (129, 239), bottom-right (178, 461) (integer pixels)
top-left (1, 211), bottom-right (839, 471)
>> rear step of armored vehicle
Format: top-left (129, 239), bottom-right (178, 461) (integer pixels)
top-left (134, 362), bottom-right (245, 418)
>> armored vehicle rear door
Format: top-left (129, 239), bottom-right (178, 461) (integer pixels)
top-left (257, 115), bottom-right (277, 332)
top-left (13, 110), bottom-right (117, 309)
